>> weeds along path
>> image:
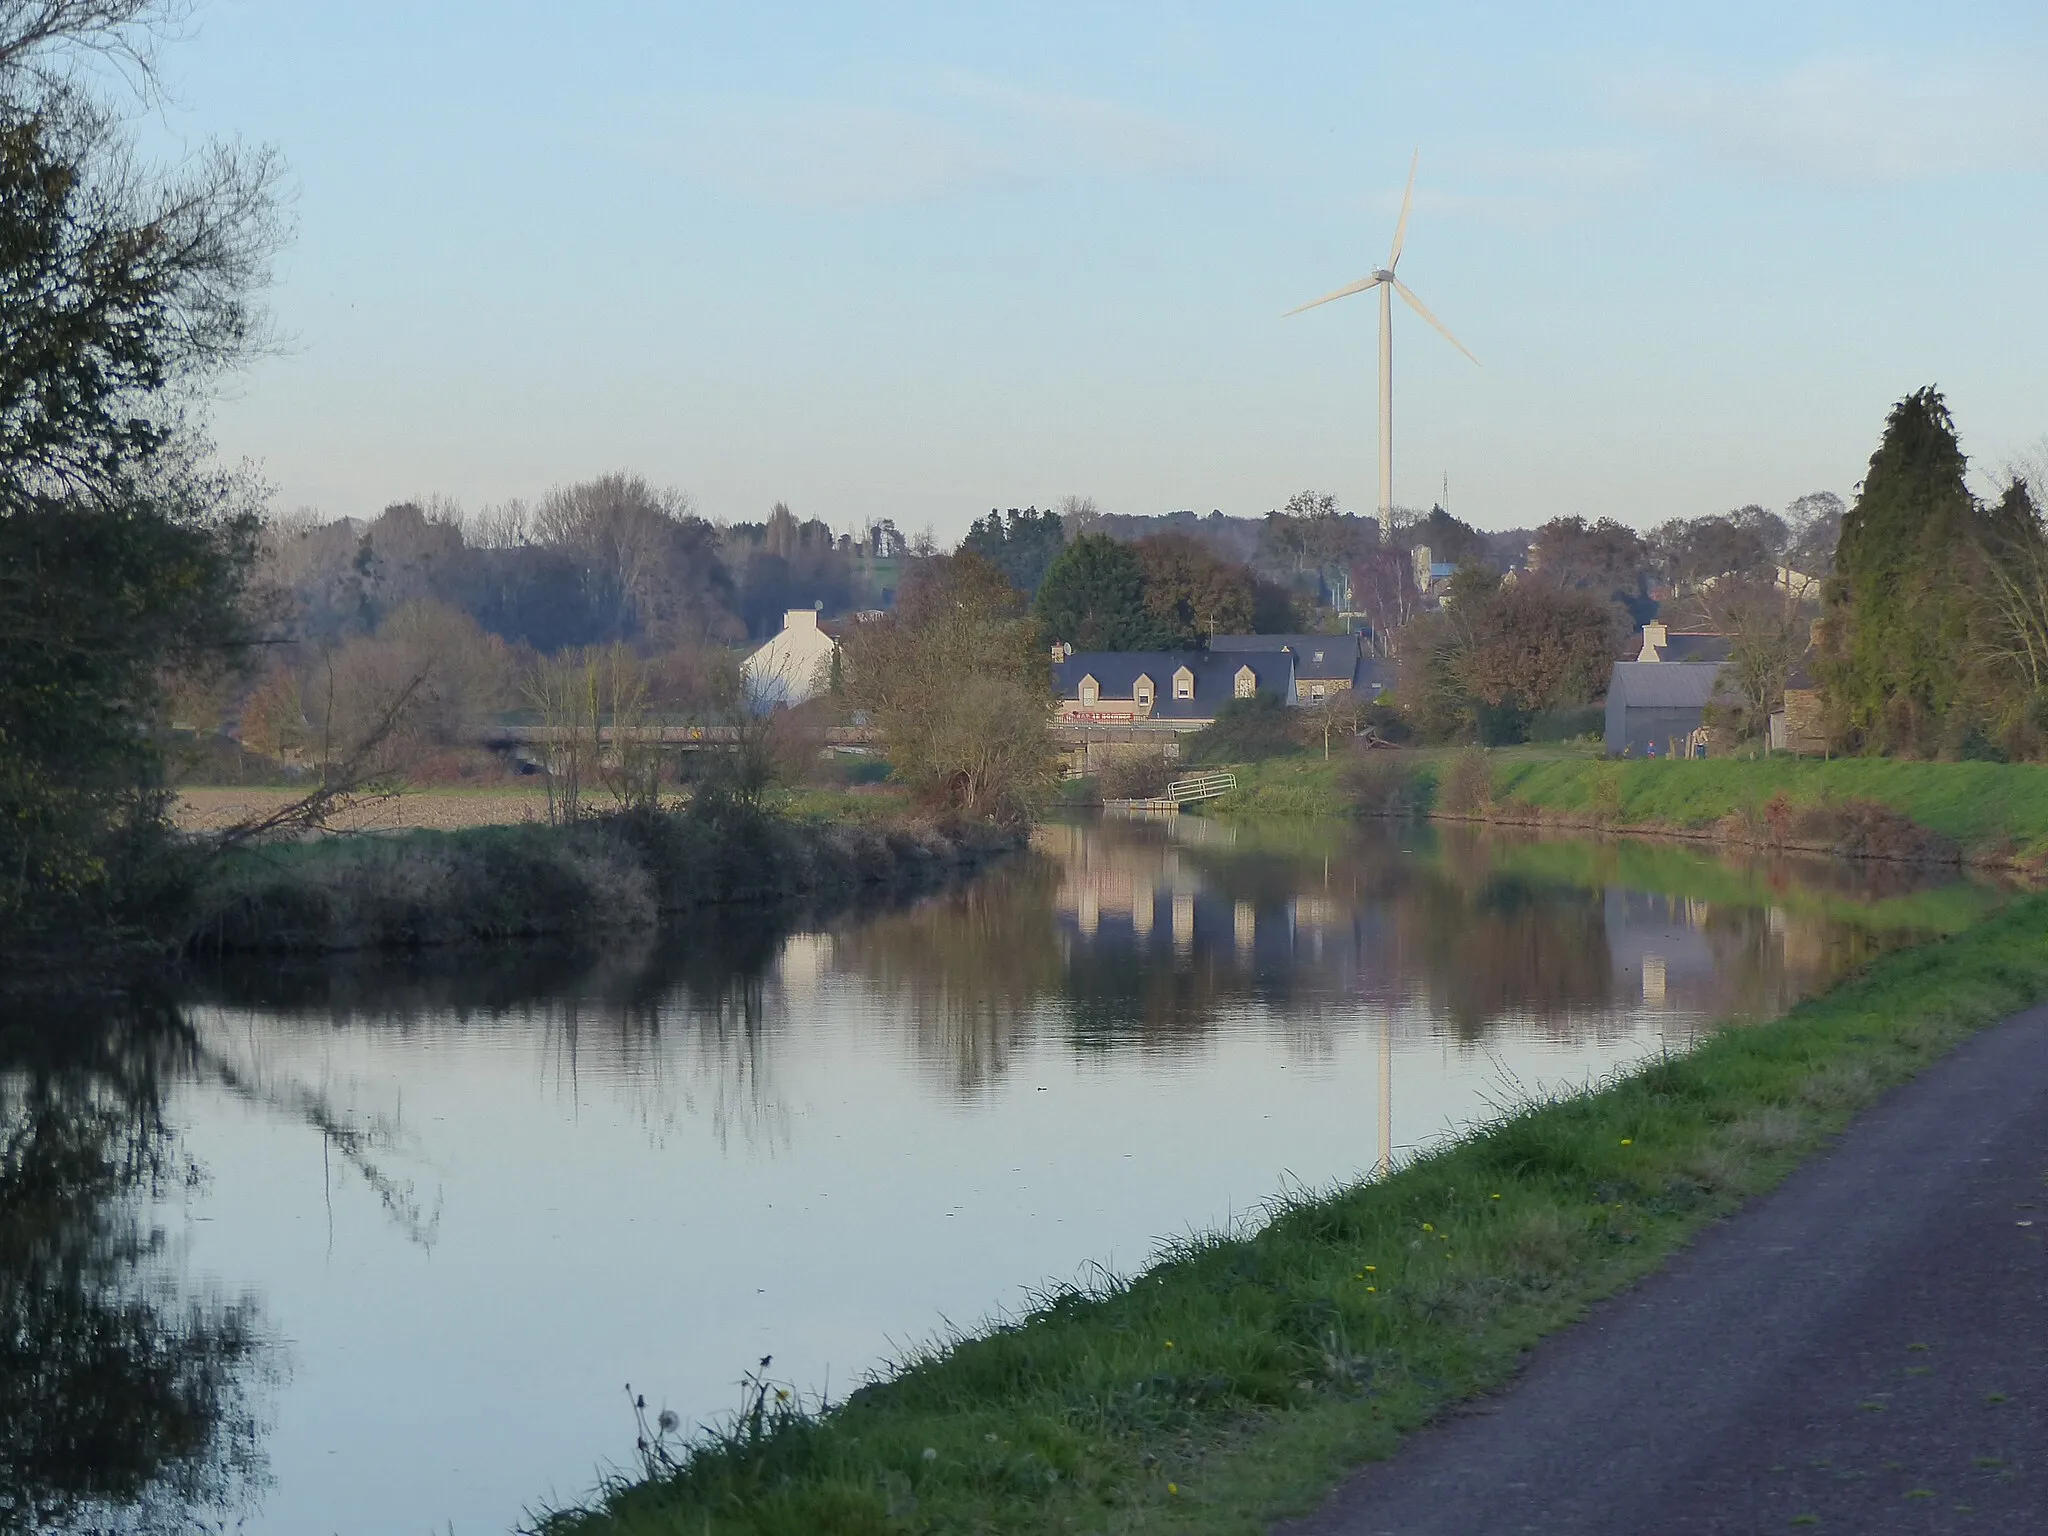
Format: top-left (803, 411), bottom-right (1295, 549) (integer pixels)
top-left (1286, 1001), bottom-right (2048, 1536)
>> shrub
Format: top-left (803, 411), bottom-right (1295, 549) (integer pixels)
top-left (1094, 749), bottom-right (1173, 801)
top-left (1340, 752), bottom-right (1427, 816)
top-left (1182, 695), bottom-right (1303, 764)
top-left (1527, 704), bottom-right (1604, 743)
top-left (1437, 749), bottom-right (1496, 815)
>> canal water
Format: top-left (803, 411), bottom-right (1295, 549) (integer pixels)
top-left (5, 818), bottom-right (1997, 1534)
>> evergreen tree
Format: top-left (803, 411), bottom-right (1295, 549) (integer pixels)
top-left (1032, 534), bottom-right (1171, 650)
top-left (960, 506), bottom-right (1066, 596)
top-left (1819, 388), bottom-right (1977, 753)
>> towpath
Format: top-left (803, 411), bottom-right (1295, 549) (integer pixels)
top-left (1285, 1002), bottom-right (2047, 1535)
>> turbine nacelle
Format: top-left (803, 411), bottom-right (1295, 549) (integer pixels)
top-left (1283, 150), bottom-right (1478, 523)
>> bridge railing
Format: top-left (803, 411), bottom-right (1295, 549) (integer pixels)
top-left (1163, 771), bottom-right (1237, 804)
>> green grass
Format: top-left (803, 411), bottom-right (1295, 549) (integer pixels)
top-left (1202, 750), bottom-right (2048, 867)
top-left (536, 894), bottom-right (2048, 1536)
top-left (1491, 758), bottom-right (2048, 862)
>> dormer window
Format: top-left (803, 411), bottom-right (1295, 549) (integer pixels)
top-left (1079, 675), bottom-right (1099, 705)
top-left (1134, 674), bottom-right (1155, 709)
top-left (1234, 664), bottom-right (1258, 699)
top-left (1173, 666), bottom-right (1195, 700)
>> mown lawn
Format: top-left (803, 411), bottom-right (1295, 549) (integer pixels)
top-left (535, 893), bottom-right (2048, 1536)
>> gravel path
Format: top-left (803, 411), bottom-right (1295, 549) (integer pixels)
top-left (1285, 1003), bottom-right (2048, 1535)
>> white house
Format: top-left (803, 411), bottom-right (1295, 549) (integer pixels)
top-left (742, 608), bottom-right (837, 711)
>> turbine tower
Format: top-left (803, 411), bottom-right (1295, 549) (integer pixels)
top-left (1286, 151), bottom-right (1477, 540)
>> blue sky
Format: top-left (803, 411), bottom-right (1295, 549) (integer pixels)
top-left (146, 1), bottom-right (2047, 539)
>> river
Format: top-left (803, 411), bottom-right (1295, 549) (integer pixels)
top-left (1, 816), bottom-right (1996, 1534)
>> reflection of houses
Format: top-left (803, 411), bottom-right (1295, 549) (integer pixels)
top-left (1604, 623), bottom-right (1731, 757)
top-left (1052, 648), bottom-right (1295, 728)
top-left (1207, 632), bottom-right (1392, 702)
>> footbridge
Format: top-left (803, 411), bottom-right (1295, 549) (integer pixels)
top-left (1104, 771), bottom-right (1237, 813)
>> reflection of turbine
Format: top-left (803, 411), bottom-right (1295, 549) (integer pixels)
top-left (1377, 1015), bottom-right (1393, 1179)
top-left (1285, 150), bottom-right (1479, 538)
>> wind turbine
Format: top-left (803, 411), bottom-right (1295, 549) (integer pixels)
top-left (1286, 151), bottom-right (1478, 540)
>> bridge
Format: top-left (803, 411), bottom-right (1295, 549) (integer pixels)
top-left (474, 723), bottom-right (881, 749)
top-left (1103, 771), bottom-right (1237, 813)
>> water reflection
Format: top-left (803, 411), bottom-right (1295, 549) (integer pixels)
top-left (16, 819), bottom-right (1994, 1535)
top-left (0, 994), bottom-right (274, 1534)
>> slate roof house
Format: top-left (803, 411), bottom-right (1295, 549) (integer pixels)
top-left (1605, 620), bottom-right (1736, 757)
top-left (1053, 649), bottom-right (1295, 726)
top-left (1207, 633), bottom-right (1388, 701)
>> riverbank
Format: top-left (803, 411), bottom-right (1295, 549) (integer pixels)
top-left (533, 888), bottom-right (2048, 1536)
top-left (185, 805), bottom-right (1019, 954)
top-left (1212, 751), bottom-right (2048, 870)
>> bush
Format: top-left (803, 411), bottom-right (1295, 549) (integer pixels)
top-left (1437, 749), bottom-right (1496, 815)
top-left (1182, 695), bottom-right (1303, 764)
top-left (1094, 749), bottom-right (1173, 801)
top-left (1340, 752), bottom-right (1428, 816)
top-left (1527, 704), bottom-right (1604, 743)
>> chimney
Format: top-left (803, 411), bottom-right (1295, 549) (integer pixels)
top-left (1638, 621), bottom-right (1668, 661)
top-left (786, 608), bottom-right (819, 631)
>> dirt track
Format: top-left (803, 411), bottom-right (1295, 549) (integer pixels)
top-left (172, 786), bottom-right (551, 834)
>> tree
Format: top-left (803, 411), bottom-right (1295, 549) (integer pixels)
top-left (1464, 583), bottom-right (1625, 716)
top-left (0, 8), bottom-right (284, 944)
top-left (1132, 531), bottom-right (1254, 644)
top-left (1301, 688), bottom-right (1372, 759)
top-left (1261, 490), bottom-right (1369, 607)
top-left (960, 505), bottom-right (1066, 596)
top-left (1705, 576), bottom-right (1807, 739)
top-left (1349, 543), bottom-right (1419, 650)
top-left (1649, 512), bottom-right (1776, 594)
top-left (1395, 568), bottom-right (1624, 744)
top-left (1818, 388), bottom-right (1981, 753)
top-left (1784, 491), bottom-right (1845, 577)
top-left (842, 552), bottom-right (1057, 823)
top-left (1530, 516), bottom-right (1650, 613)
top-left (1398, 505), bottom-right (1489, 566)
top-left (1032, 533), bottom-right (1168, 650)
top-left (531, 473), bottom-right (730, 644)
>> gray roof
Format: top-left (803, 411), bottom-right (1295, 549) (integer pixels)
top-left (1608, 662), bottom-right (1725, 708)
top-left (1054, 650), bottom-right (1293, 719)
top-left (1661, 634), bottom-right (1731, 665)
top-left (1208, 632), bottom-right (1362, 682)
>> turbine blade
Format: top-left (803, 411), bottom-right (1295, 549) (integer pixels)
top-left (1388, 148), bottom-right (1418, 269)
top-left (1282, 273), bottom-right (1384, 317)
top-left (1391, 276), bottom-right (1479, 365)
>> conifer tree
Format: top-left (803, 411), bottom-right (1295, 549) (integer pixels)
top-left (1819, 388), bottom-right (1977, 752)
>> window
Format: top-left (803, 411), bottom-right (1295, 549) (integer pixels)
top-left (1310, 683), bottom-right (1326, 699)
top-left (1079, 675), bottom-right (1099, 705)
top-left (1234, 665), bottom-right (1257, 700)
top-left (1173, 666), bottom-right (1195, 700)
top-left (1134, 674), bottom-right (1154, 709)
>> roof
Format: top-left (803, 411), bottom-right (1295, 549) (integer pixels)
top-left (1207, 632), bottom-right (1362, 681)
top-left (1607, 662), bottom-right (1725, 708)
top-left (1645, 632), bottom-right (1733, 665)
top-left (1053, 650), bottom-right (1294, 719)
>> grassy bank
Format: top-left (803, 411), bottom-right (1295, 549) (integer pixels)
top-left (186, 806), bottom-right (1018, 953)
top-left (536, 893), bottom-right (2048, 1536)
top-left (1211, 751), bottom-right (2048, 869)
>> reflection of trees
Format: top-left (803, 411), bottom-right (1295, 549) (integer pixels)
top-left (829, 856), bottom-right (1067, 1092)
top-left (1398, 850), bottom-right (1616, 1041)
top-left (185, 909), bottom-right (819, 1158)
top-left (0, 993), bottom-right (273, 1534)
